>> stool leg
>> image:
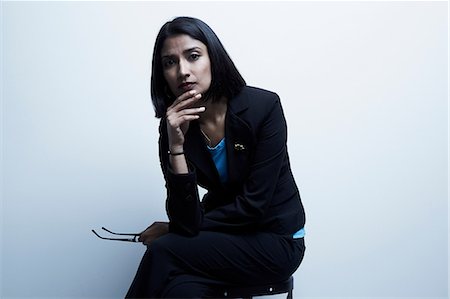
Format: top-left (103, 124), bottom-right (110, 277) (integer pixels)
top-left (287, 290), bottom-right (293, 299)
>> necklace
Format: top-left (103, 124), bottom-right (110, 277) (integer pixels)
top-left (200, 128), bottom-right (212, 147)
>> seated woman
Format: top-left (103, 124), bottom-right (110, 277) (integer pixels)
top-left (126, 16), bottom-right (306, 298)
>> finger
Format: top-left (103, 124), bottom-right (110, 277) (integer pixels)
top-left (167, 107), bottom-right (205, 128)
top-left (176, 106), bottom-right (206, 117)
top-left (168, 96), bottom-right (202, 116)
top-left (167, 97), bottom-right (202, 121)
top-left (172, 90), bottom-right (199, 106)
top-left (169, 93), bottom-right (202, 112)
top-left (175, 114), bottom-right (201, 124)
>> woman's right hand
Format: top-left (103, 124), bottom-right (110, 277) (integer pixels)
top-left (165, 90), bottom-right (205, 151)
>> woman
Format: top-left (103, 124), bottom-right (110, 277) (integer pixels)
top-left (126, 16), bottom-right (306, 298)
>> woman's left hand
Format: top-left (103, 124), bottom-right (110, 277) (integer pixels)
top-left (138, 221), bottom-right (169, 245)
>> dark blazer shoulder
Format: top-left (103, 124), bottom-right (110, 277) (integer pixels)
top-left (230, 85), bottom-right (280, 113)
top-left (235, 86), bottom-right (280, 105)
top-left (241, 85), bottom-right (278, 97)
top-left (229, 86), bottom-right (282, 127)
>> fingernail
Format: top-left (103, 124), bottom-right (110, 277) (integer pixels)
top-left (190, 90), bottom-right (197, 95)
top-left (199, 107), bottom-right (206, 111)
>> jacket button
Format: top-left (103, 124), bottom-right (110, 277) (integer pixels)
top-left (185, 195), bottom-right (194, 202)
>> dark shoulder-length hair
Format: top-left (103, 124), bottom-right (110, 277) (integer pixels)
top-left (151, 16), bottom-right (246, 118)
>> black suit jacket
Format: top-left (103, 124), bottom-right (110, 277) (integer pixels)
top-left (158, 86), bottom-right (305, 236)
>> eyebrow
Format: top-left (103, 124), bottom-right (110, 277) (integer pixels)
top-left (161, 47), bottom-right (203, 59)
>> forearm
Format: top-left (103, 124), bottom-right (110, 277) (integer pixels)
top-left (165, 165), bottom-right (203, 236)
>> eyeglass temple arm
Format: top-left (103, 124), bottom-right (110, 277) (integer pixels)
top-left (101, 227), bottom-right (141, 236)
top-left (91, 229), bottom-right (139, 242)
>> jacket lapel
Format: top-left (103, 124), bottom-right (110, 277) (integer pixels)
top-left (225, 92), bottom-right (254, 187)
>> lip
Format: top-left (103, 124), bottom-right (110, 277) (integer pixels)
top-left (178, 82), bottom-right (196, 91)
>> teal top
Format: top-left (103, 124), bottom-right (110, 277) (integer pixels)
top-left (206, 138), bottom-right (228, 184)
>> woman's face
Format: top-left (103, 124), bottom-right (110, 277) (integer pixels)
top-left (161, 34), bottom-right (212, 98)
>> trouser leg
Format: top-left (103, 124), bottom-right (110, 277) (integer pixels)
top-left (126, 231), bottom-right (305, 298)
top-left (125, 249), bottom-right (153, 298)
top-left (156, 232), bottom-right (303, 296)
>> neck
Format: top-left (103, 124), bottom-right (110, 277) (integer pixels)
top-left (199, 96), bottom-right (227, 125)
top-left (198, 96), bottom-right (227, 148)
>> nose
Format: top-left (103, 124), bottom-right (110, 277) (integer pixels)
top-left (178, 59), bottom-right (190, 79)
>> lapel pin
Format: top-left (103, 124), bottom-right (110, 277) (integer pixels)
top-left (234, 143), bottom-right (246, 151)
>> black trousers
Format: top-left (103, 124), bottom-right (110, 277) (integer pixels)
top-left (125, 231), bottom-right (305, 298)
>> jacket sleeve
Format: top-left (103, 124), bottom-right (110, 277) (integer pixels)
top-left (158, 119), bottom-right (203, 236)
top-left (200, 95), bottom-right (288, 232)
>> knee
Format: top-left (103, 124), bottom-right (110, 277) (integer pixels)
top-left (150, 232), bottom-right (191, 255)
top-left (149, 233), bottom-right (186, 262)
top-left (149, 234), bottom-right (173, 256)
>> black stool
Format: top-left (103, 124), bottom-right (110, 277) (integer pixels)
top-left (217, 276), bottom-right (294, 299)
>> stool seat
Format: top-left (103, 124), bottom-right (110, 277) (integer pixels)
top-left (216, 276), bottom-right (294, 299)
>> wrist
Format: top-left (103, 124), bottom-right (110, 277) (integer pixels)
top-left (169, 145), bottom-right (184, 153)
top-left (168, 150), bottom-right (184, 156)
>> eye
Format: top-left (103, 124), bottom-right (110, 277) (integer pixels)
top-left (189, 53), bottom-right (200, 61)
top-left (163, 59), bottom-right (176, 68)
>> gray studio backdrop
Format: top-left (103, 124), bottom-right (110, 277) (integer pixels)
top-left (1, 1), bottom-right (448, 298)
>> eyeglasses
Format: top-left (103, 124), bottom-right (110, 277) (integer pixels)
top-left (92, 227), bottom-right (140, 243)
